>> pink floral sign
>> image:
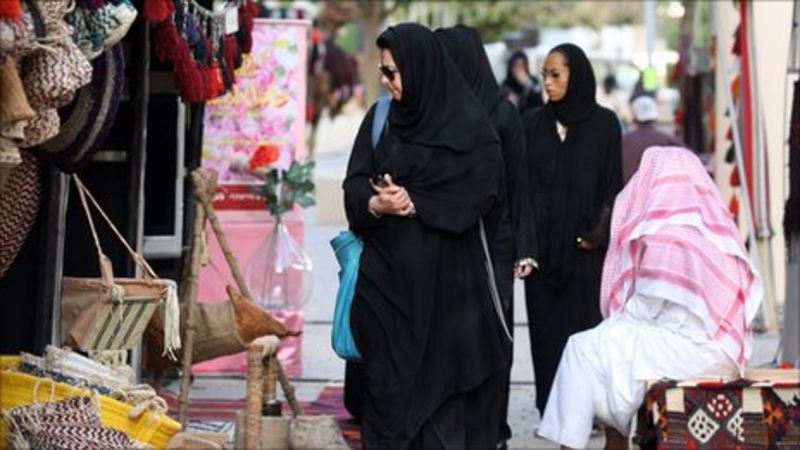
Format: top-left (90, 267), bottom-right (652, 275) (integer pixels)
top-left (202, 19), bottom-right (309, 184)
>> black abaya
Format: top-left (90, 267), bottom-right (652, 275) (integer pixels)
top-left (436, 25), bottom-right (537, 444)
top-left (343, 24), bottom-right (509, 449)
top-left (522, 44), bottom-right (622, 414)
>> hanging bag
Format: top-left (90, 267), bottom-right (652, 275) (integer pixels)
top-left (330, 96), bottom-right (390, 361)
top-left (60, 175), bottom-right (181, 358)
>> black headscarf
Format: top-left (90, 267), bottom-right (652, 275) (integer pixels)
top-left (376, 23), bottom-right (498, 152)
top-left (547, 43), bottom-right (598, 125)
top-left (435, 25), bottom-right (504, 115)
top-left (502, 50), bottom-right (529, 96)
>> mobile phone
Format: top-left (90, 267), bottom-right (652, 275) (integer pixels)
top-left (372, 173), bottom-right (389, 187)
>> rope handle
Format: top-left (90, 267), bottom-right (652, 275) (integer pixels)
top-left (72, 175), bottom-right (158, 283)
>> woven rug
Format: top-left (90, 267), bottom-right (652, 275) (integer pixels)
top-left (635, 378), bottom-right (800, 449)
top-left (161, 384), bottom-right (361, 449)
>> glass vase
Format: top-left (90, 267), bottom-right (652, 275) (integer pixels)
top-left (245, 220), bottom-right (313, 311)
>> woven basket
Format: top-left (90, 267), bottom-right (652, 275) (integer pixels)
top-left (0, 151), bottom-right (40, 278)
top-left (0, 362), bottom-right (181, 449)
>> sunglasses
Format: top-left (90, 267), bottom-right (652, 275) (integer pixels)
top-left (379, 64), bottom-right (398, 81)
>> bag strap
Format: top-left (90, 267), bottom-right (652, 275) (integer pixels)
top-left (371, 96), bottom-right (391, 150)
top-left (72, 175), bottom-right (157, 282)
top-left (479, 219), bottom-right (513, 343)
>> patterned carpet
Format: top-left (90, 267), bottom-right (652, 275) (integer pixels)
top-left (161, 385), bottom-right (361, 449)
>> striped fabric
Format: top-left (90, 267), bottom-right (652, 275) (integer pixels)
top-left (83, 299), bottom-right (158, 351)
top-left (600, 147), bottom-right (763, 371)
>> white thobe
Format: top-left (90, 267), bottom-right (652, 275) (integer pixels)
top-left (537, 294), bottom-right (739, 449)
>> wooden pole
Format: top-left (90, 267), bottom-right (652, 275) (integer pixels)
top-left (245, 344), bottom-right (264, 450)
top-left (191, 170), bottom-right (252, 299)
top-left (177, 177), bottom-right (210, 426)
top-left (192, 169), bottom-right (303, 415)
top-left (276, 357), bottom-right (302, 417)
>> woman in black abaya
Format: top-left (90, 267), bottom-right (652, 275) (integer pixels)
top-left (522, 43), bottom-right (622, 415)
top-left (503, 50), bottom-right (545, 114)
top-left (343, 23), bottom-right (510, 449)
top-left (435, 24), bottom-right (537, 448)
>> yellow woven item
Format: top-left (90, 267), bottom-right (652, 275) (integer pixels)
top-left (0, 365), bottom-right (181, 448)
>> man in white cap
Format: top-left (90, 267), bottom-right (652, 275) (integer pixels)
top-left (621, 95), bottom-right (683, 184)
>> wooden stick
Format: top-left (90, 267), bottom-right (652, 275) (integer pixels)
top-left (264, 356), bottom-right (278, 403)
top-left (177, 179), bottom-right (210, 426)
top-left (245, 344), bottom-right (264, 450)
top-left (192, 169), bottom-right (304, 416)
top-left (276, 359), bottom-right (302, 417)
top-left (192, 170), bottom-right (252, 300)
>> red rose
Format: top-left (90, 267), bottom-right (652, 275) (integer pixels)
top-left (249, 144), bottom-right (280, 171)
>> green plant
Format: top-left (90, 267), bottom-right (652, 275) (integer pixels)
top-left (252, 160), bottom-right (316, 220)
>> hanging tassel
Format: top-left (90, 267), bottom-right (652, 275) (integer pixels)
top-left (731, 74), bottom-right (741, 100)
top-left (217, 39), bottom-right (233, 91)
top-left (731, 24), bottom-right (742, 56)
top-left (220, 59), bottom-right (233, 93)
top-left (143, 0), bottom-right (174, 23)
top-left (210, 60), bottom-right (224, 97)
top-left (224, 35), bottom-right (241, 75)
top-left (200, 64), bottom-right (214, 101)
top-left (0, 0), bottom-right (22, 19)
top-left (725, 145), bottom-right (735, 164)
top-left (173, 36), bottom-right (205, 103)
top-left (729, 195), bottom-right (740, 221)
top-left (184, 14), bottom-right (203, 49)
top-left (730, 166), bottom-right (741, 187)
top-left (237, 0), bottom-right (256, 54)
top-left (162, 280), bottom-right (181, 361)
top-left (154, 19), bottom-right (181, 62)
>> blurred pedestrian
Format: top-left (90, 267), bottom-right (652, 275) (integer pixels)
top-left (437, 24), bottom-right (538, 449)
top-left (521, 43), bottom-right (622, 415)
top-left (343, 23), bottom-right (510, 449)
top-left (621, 95), bottom-right (683, 184)
top-left (502, 50), bottom-right (544, 114)
top-left (596, 73), bottom-right (632, 126)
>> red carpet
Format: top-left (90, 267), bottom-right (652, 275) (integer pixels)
top-left (161, 385), bottom-right (361, 449)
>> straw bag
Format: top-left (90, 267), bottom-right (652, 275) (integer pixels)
top-left (22, 0), bottom-right (93, 110)
top-left (67, 0), bottom-right (137, 60)
top-left (0, 151), bottom-right (41, 278)
top-left (60, 175), bottom-right (180, 358)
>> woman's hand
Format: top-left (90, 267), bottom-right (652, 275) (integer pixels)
top-left (369, 175), bottom-right (416, 217)
top-left (577, 237), bottom-right (598, 251)
top-left (514, 258), bottom-right (538, 279)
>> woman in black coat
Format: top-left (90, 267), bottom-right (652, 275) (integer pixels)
top-left (435, 24), bottom-right (537, 447)
top-left (522, 43), bottom-right (623, 415)
top-left (343, 23), bottom-right (510, 449)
